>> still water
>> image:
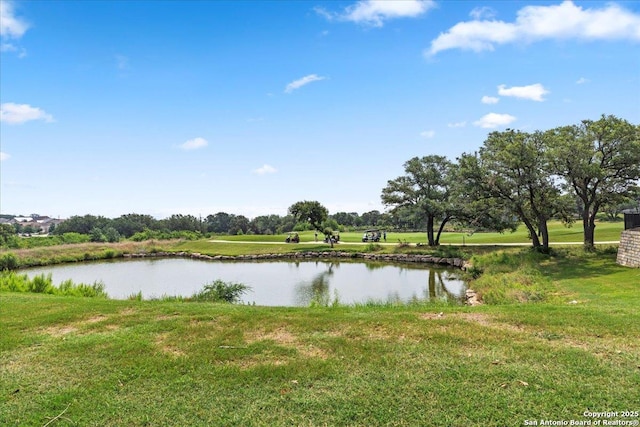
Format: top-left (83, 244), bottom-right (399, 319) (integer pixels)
top-left (24, 258), bottom-right (466, 306)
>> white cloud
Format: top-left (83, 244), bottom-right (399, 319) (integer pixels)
top-left (284, 74), bottom-right (326, 93)
top-left (0, 151), bottom-right (10, 161)
top-left (498, 83), bottom-right (549, 101)
top-left (179, 137), bottom-right (208, 150)
top-left (420, 130), bottom-right (435, 139)
top-left (0, 42), bottom-right (25, 57)
top-left (470, 6), bottom-right (496, 20)
top-left (0, 0), bottom-right (28, 38)
top-left (427, 1), bottom-right (640, 56)
top-left (447, 121), bottom-right (467, 128)
top-left (253, 164), bottom-right (278, 175)
top-left (481, 95), bottom-right (500, 104)
top-left (473, 113), bottom-right (516, 129)
top-left (576, 77), bottom-right (590, 84)
top-left (0, 103), bottom-right (54, 124)
top-left (316, 0), bottom-right (435, 27)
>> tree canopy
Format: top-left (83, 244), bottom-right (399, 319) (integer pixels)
top-left (458, 129), bottom-right (573, 251)
top-left (545, 115), bottom-right (640, 248)
top-left (381, 155), bottom-right (454, 246)
top-left (288, 201), bottom-right (329, 234)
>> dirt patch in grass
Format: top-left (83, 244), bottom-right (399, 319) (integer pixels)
top-left (43, 325), bottom-right (77, 337)
top-left (418, 312), bottom-right (447, 321)
top-left (365, 324), bottom-right (417, 343)
top-left (244, 327), bottom-right (329, 360)
top-left (452, 312), bottom-right (527, 334)
top-left (155, 333), bottom-right (186, 358)
top-left (41, 314), bottom-right (121, 338)
top-left (83, 315), bottom-right (108, 324)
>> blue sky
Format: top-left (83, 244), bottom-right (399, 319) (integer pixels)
top-left (1, 0), bottom-right (639, 219)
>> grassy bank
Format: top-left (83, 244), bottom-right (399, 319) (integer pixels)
top-left (1, 246), bottom-right (639, 426)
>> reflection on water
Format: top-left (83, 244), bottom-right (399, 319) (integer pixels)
top-left (294, 262), bottom-right (335, 306)
top-left (292, 262), bottom-right (459, 306)
top-left (23, 258), bottom-right (467, 307)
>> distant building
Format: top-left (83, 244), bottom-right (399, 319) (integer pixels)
top-left (3, 215), bottom-right (66, 234)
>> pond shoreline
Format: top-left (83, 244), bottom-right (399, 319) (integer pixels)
top-left (123, 250), bottom-right (471, 270)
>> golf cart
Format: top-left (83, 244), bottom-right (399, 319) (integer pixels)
top-left (362, 229), bottom-right (381, 242)
top-left (324, 233), bottom-right (340, 244)
top-left (285, 232), bottom-right (300, 243)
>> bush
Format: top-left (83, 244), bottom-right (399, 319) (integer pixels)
top-left (0, 271), bottom-right (28, 292)
top-left (131, 229), bottom-right (202, 241)
top-left (28, 274), bottom-right (54, 294)
top-left (103, 249), bottom-right (117, 259)
top-left (58, 279), bottom-right (108, 298)
top-left (61, 232), bottom-right (90, 244)
top-left (191, 280), bottom-right (251, 303)
top-left (364, 243), bottom-right (383, 252)
top-left (0, 272), bottom-right (108, 298)
top-left (432, 245), bottom-right (465, 259)
top-left (0, 252), bottom-right (19, 271)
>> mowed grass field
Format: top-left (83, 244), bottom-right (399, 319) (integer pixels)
top-left (1, 243), bottom-right (639, 426)
top-left (215, 220), bottom-right (624, 245)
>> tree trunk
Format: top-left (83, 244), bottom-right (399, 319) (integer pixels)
top-left (583, 211), bottom-right (596, 249)
top-left (521, 216), bottom-right (541, 248)
top-left (434, 216), bottom-right (451, 246)
top-left (427, 215), bottom-right (436, 246)
top-left (538, 218), bottom-right (550, 253)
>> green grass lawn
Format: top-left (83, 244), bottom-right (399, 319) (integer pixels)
top-left (1, 248), bottom-right (639, 426)
top-left (215, 220), bottom-right (624, 246)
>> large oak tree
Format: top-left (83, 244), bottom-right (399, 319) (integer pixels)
top-left (381, 156), bottom-right (454, 246)
top-left (546, 115), bottom-right (640, 248)
top-left (458, 129), bottom-right (572, 252)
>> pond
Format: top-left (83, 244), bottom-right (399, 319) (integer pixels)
top-left (24, 258), bottom-right (467, 306)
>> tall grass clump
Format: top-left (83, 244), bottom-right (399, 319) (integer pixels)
top-left (364, 243), bottom-right (383, 252)
top-left (470, 248), bottom-right (551, 274)
top-left (471, 267), bottom-right (553, 304)
top-left (57, 279), bottom-right (108, 298)
top-left (28, 273), bottom-right (54, 293)
top-left (0, 272), bottom-right (108, 298)
top-left (0, 252), bottom-right (19, 271)
top-left (0, 271), bottom-right (29, 292)
top-left (191, 279), bottom-right (251, 303)
top-left (466, 249), bottom-right (556, 304)
top-left (432, 245), bottom-right (466, 259)
top-left (128, 291), bottom-right (143, 301)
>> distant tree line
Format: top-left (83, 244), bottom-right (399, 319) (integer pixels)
top-left (39, 210), bottom-right (391, 243)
